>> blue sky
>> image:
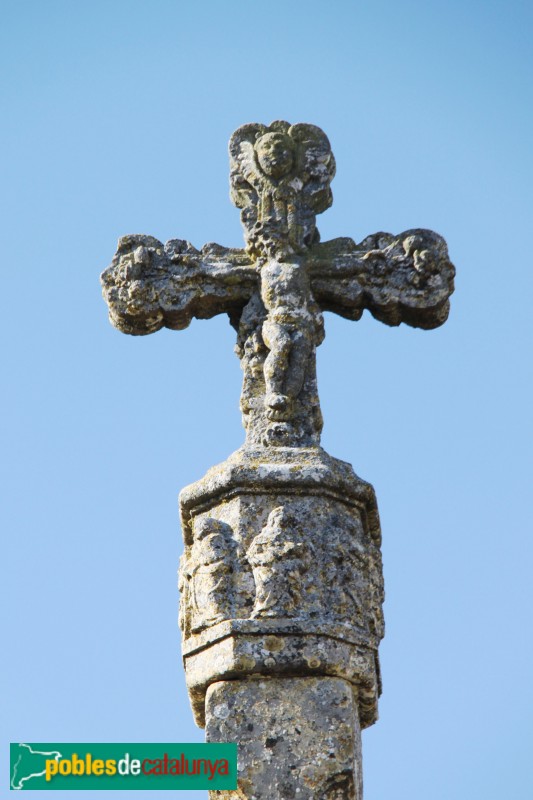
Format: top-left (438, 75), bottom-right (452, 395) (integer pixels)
top-left (2, 1), bottom-right (532, 797)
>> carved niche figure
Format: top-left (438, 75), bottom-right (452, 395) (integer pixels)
top-left (367, 542), bottom-right (385, 640)
top-left (336, 541), bottom-right (368, 629)
top-left (178, 552), bottom-right (192, 636)
top-left (187, 518), bottom-right (235, 632)
top-left (328, 530), bottom-right (385, 641)
top-left (247, 506), bottom-right (310, 619)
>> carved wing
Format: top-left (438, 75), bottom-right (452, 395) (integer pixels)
top-left (309, 229), bottom-right (455, 329)
top-left (101, 234), bottom-right (257, 335)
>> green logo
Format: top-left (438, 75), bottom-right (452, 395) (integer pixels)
top-left (10, 743), bottom-right (237, 790)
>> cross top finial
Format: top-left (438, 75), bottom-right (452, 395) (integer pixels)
top-left (229, 121), bottom-right (336, 261)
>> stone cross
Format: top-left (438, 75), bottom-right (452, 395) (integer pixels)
top-left (101, 121), bottom-right (455, 800)
top-left (102, 120), bottom-right (454, 450)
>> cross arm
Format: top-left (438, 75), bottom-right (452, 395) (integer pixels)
top-left (309, 229), bottom-right (455, 329)
top-left (100, 234), bottom-right (257, 335)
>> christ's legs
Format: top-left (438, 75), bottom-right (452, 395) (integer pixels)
top-left (285, 330), bottom-right (313, 400)
top-left (262, 318), bottom-right (315, 421)
top-left (262, 319), bottom-right (292, 417)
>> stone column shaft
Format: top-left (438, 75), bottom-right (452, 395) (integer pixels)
top-left (206, 677), bottom-right (362, 800)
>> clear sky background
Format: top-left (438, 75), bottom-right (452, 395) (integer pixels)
top-left (2, 1), bottom-right (532, 798)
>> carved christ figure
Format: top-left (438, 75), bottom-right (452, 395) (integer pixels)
top-left (260, 257), bottom-right (324, 420)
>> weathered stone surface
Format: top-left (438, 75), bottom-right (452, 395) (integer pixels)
top-left (100, 122), bottom-right (455, 799)
top-left (206, 677), bottom-right (362, 800)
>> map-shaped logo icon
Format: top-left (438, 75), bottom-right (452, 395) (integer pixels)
top-left (10, 743), bottom-right (62, 790)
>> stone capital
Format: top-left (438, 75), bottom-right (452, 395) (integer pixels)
top-left (178, 447), bottom-right (384, 729)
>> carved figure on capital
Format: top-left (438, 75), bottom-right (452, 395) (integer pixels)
top-left (185, 518), bottom-right (236, 632)
top-left (247, 506), bottom-right (311, 619)
top-left (367, 543), bottom-right (385, 640)
top-left (337, 542), bottom-right (369, 629)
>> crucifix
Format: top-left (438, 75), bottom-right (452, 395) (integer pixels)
top-left (102, 121), bottom-right (454, 800)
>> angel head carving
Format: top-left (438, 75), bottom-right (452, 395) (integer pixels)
top-left (255, 131), bottom-right (295, 179)
top-left (229, 121), bottom-right (336, 259)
